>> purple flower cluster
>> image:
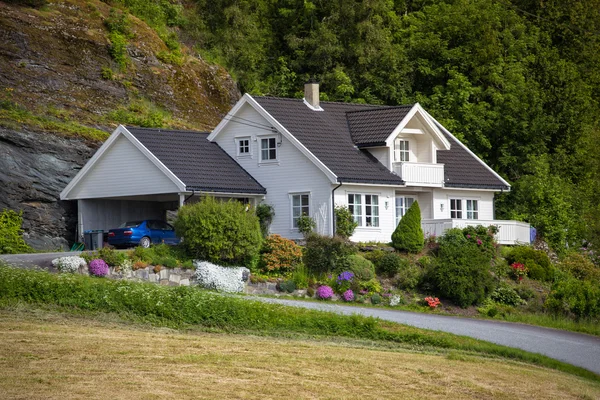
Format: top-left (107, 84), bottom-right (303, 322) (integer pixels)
top-left (316, 285), bottom-right (334, 300)
top-left (342, 289), bottom-right (354, 302)
top-left (89, 259), bottom-right (109, 277)
top-left (336, 271), bottom-right (354, 284)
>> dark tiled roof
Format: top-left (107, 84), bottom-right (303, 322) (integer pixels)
top-left (127, 127), bottom-right (266, 194)
top-left (436, 125), bottom-right (509, 190)
top-left (253, 97), bottom-right (405, 185)
top-left (347, 106), bottom-right (413, 147)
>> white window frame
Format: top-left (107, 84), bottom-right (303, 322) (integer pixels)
top-left (395, 196), bottom-right (415, 226)
top-left (290, 193), bottom-right (310, 229)
top-left (236, 137), bottom-right (251, 157)
top-left (348, 193), bottom-right (379, 228)
top-left (259, 135), bottom-right (278, 163)
top-left (393, 138), bottom-right (410, 162)
top-left (450, 198), bottom-right (479, 220)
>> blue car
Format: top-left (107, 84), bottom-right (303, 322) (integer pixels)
top-left (107, 220), bottom-right (179, 248)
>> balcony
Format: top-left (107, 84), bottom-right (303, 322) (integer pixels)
top-left (392, 162), bottom-right (445, 187)
top-left (421, 219), bottom-right (531, 245)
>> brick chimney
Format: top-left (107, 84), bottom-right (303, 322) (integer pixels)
top-left (304, 80), bottom-right (322, 111)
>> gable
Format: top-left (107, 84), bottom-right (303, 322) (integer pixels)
top-left (63, 133), bottom-right (182, 200)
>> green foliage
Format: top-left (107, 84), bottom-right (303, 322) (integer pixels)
top-left (505, 246), bottom-right (554, 282)
top-left (545, 278), bottom-right (600, 320)
top-left (296, 215), bottom-right (316, 237)
top-left (291, 264), bottom-right (309, 289)
top-left (156, 50), bottom-right (184, 66)
top-left (395, 261), bottom-right (423, 291)
top-left (377, 252), bottom-right (408, 277)
top-left (363, 249), bottom-right (385, 268)
top-left (429, 230), bottom-right (495, 307)
top-left (303, 234), bottom-right (356, 275)
top-left (258, 234), bottom-right (302, 274)
top-left (174, 197), bottom-right (262, 266)
top-left (277, 280), bottom-right (296, 293)
top-left (108, 99), bottom-right (171, 128)
top-left (391, 201), bottom-right (424, 253)
top-left (0, 209), bottom-right (33, 254)
top-left (255, 203), bottom-right (275, 238)
top-left (104, 8), bottom-right (132, 37)
top-left (335, 206), bottom-right (358, 239)
top-left (82, 247), bottom-right (126, 268)
top-left (490, 282), bottom-right (524, 306)
top-left (100, 66), bottom-right (115, 80)
top-left (344, 254), bottom-right (375, 281)
top-left (461, 225), bottom-right (498, 259)
top-left (370, 293), bottom-right (382, 305)
top-left (558, 252), bottom-right (600, 283)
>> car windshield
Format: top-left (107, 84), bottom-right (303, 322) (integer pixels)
top-left (118, 221), bottom-right (142, 228)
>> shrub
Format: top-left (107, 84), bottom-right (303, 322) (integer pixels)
top-left (158, 256), bottom-right (178, 268)
top-left (259, 234), bottom-right (302, 273)
top-left (545, 278), bottom-right (600, 319)
top-left (345, 254), bottom-right (375, 281)
top-left (316, 285), bottom-right (334, 300)
top-left (89, 259), bottom-right (109, 277)
top-left (342, 289), bottom-right (354, 302)
top-left (303, 234), bottom-right (356, 274)
top-left (462, 225), bottom-right (498, 259)
top-left (255, 203), bottom-right (275, 237)
top-left (395, 261), bottom-right (423, 290)
top-left (360, 278), bottom-right (382, 294)
top-left (515, 285), bottom-right (536, 301)
top-left (505, 246), bottom-right (554, 281)
top-left (370, 293), bottom-right (382, 305)
top-left (0, 209), bottom-right (33, 254)
top-left (363, 249), bottom-right (385, 268)
top-left (377, 252), bottom-right (408, 277)
top-left (391, 201), bottom-right (424, 253)
top-left (334, 271), bottom-right (354, 294)
top-left (490, 282), bottom-right (524, 306)
top-left (291, 264), bottom-right (309, 289)
top-left (429, 229), bottom-right (495, 307)
top-left (174, 197), bottom-right (262, 266)
top-left (51, 256), bottom-right (86, 273)
top-left (96, 246), bottom-right (126, 267)
top-left (559, 252), bottom-right (600, 283)
top-left (296, 215), bottom-right (316, 237)
top-left (193, 260), bottom-right (249, 293)
top-left (277, 280), bottom-right (296, 293)
top-left (335, 205), bottom-right (358, 239)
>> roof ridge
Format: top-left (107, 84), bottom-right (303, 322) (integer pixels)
top-left (253, 95), bottom-right (403, 108)
top-left (126, 126), bottom-right (210, 134)
top-left (346, 104), bottom-right (414, 114)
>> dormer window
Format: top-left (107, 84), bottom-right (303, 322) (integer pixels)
top-left (394, 139), bottom-right (410, 162)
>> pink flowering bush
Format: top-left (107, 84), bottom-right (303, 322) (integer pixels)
top-left (342, 289), bottom-right (354, 302)
top-left (316, 285), bottom-right (334, 300)
top-left (89, 259), bottom-right (109, 277)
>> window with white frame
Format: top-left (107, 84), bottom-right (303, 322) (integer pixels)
top-left (450, 199), bottom-right (462, 219)
top-left (291, 193), bottom-right (310, 228)
top-left (395, 196), bottom-right (415, 226)
top-left (466, 199), bottom-right (479, 220)
top-left (237, 137), bottom-right (250, 156)
top-left (394, 139), bottom-right (410, 162)
top-left (348, 194), bottom-right (379, 227)
top-left (260, 137), bottom-right (277, 161)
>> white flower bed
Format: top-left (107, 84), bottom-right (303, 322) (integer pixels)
top-left (51, 256), bottom-right (87, 273)
top-left (389, 294), bottom-right (402, 307)
top-left (193, 261), bottom-right (249, 293)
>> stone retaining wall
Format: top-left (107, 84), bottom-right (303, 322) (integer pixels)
top-left (77, 264), bottom-right (197, 287)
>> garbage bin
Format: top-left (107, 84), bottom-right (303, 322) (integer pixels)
top-left (83, 230), bottom-right (104, 250)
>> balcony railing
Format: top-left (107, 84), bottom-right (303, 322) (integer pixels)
top-left (393, 162), bottom-right (444, 187)
top-left (421, 219), bottom-right (531, 245)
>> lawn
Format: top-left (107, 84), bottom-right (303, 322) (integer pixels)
top-left (1, 307), bottom-right (599, 400)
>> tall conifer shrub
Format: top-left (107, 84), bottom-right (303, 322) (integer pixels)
top-left (391, 201), bottom-right (424, 253)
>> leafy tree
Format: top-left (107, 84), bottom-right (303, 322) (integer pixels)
top-left (335, 205), bottom-right (358, 239)
top-left (391, 201), bottom-right (424, 253)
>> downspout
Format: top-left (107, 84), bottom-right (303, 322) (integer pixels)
top-left (331, 180), bottom-right (343, 236)
top-left (184, 189), bottom-right (196, 204)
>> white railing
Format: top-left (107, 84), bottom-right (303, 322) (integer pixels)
top-left (393, 162), bottom-right (444, 187)
top-left (421, 219), bottom-right (531, 245)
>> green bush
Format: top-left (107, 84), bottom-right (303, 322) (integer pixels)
top-left (545, 278), bottom-right (600, 319)
top-left (363, 249), bottom-right (385, 268)
top-left (515, 285), bottom-right (536, 301)
top-left (0, 209), bottom-right (32, 254)
top-left (396, 261), bottom-right (423, 290)
top-left (255, 203), bottom-right (275, 237)
top-left (277, 280), bottom-right (296, 293)
top-left (344, 254), bottom-right (375, 281)
top-left (391, 201), bottom-right (424, 253)
top-left (82, 247), bottom-right (126, 268)
top-left (335, 206), bottom-right (358, 239)
top-left (371, 293), bottom-right (382, 305)
top-left (462, 225), bottom-right (498, 259)
top-left (429, 229), bottom-right (495, 307)
top-left (303, 234), bottom-right (356, 275)
top-left (291, 264), bottom-right (309, 289)
top-left (259, 234), bottom-right (302, 274)
top-left (174, 197), bottom-right (262, 266)
top-left (377, 252), bottom-right (408, 277)
top-left (296, 215), bottom-right (316, 237)
top-left (558, 252), bottom-right (600, 283)
top-left (490, 282), bottom-right (524, 306)
top-left (506, 246), bottom-right (554, 281)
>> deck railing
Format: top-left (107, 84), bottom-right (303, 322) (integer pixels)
top-left (392, 162), bottom-right (444, 187)
top-left (421, 219), bottom-right (531, 245)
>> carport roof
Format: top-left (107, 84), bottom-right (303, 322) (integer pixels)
top-left (127, 127), bottom-right (266, 195)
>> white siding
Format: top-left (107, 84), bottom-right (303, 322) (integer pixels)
top-left (214, 103), bottom-right (333, 239)
top-left (366, 147), bottom-right (390, 169)
top-left (68, 135), bottom-right (180, 199)
top-left (432, 189), bottom-right (494, 220)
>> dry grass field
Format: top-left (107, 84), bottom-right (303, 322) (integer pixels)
top-left (0, 308), bottom-right (598, 400)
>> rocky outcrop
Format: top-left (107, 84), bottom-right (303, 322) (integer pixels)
top-left (0, 128), bottom-right (97, 250)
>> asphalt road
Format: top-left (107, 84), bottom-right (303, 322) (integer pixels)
top-left (254, 297), bottom-right (600, 375)
top-left (0, 251), bottom-right (82, 270)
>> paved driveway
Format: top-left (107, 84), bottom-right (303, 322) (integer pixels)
top-left (0, 251), bottom-right (82, 270)
top-left (254, 297), bottom-right (600, 375)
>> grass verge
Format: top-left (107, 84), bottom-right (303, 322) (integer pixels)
top-left (0, 266), bottom-right (598, 382)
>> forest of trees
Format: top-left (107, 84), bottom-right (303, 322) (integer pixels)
top-left (110, 0), bottom-right (600, 252)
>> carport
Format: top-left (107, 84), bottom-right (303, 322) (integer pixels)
top-left (60, 125), bottom-right (266, 243)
